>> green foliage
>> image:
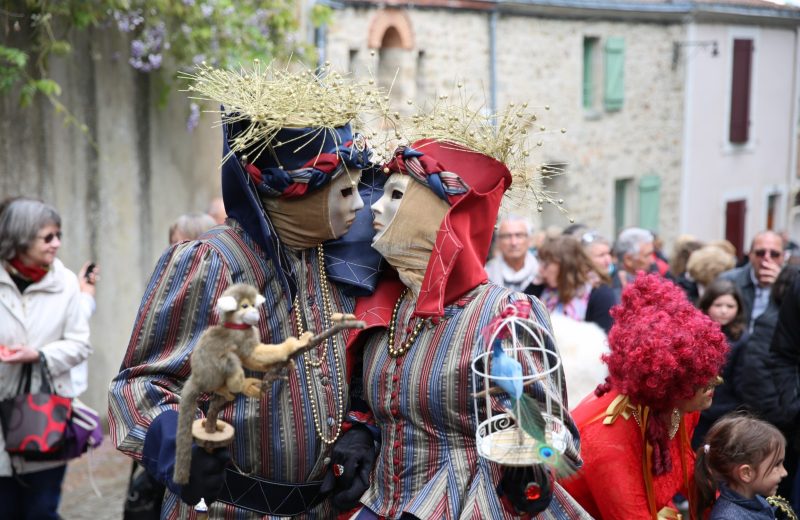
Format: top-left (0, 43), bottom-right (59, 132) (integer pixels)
top-left (310, 4), bottom-right (333, 28)
top-left (0, 45), bottom-right (28, 91)
top-left (20, 78), bottom-right (61, 107)
top-left (0, 0), bottom-right (315, 110)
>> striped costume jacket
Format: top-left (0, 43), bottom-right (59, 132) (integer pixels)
top-left (108, 221), bottom-right (353, 519)
top-left (360, 283), bottom-right (591, 520)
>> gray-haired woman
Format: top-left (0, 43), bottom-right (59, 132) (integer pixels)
top-left (0, 197), bottom-right (91, 519)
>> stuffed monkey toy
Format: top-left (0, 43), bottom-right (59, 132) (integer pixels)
top-left (173, 283), bottom-right (311, 484)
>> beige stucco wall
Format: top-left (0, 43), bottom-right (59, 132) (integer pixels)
top-left (326, 6), bottom-right (687, 246)
top-left (0, 27), bottom-right (222, 414)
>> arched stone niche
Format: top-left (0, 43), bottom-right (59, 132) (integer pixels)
top-left (368, 9), bottom-right (417, 110)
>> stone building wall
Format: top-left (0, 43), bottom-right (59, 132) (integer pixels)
top-left (326, 6), bottom-right (686, 245)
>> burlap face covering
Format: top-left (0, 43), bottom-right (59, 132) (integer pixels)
top-left (371, 180), bottom-right (449, 295)
top-left (263, 169), bottom-right (361, 250)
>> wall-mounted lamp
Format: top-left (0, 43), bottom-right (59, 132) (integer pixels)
top-left (672, 40), bottom-right (718, 69)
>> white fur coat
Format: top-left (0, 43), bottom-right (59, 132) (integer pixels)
top-left (549, 313), bottom-right (609, 410)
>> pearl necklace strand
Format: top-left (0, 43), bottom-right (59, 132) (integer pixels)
top-left (295, 244), bottom-right (344, 445)
top-left (387, 289), bottom-right (427, 358)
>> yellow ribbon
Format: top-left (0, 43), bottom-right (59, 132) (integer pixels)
top-left (657, 506), bottom-right (682, 519)
top-left (603, 393), bottom-right (634, 424)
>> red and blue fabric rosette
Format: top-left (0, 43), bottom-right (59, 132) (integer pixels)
top-left (242, 124), bottom-right (373, 199)
top-left (383, 143), bottom-right (469, 204)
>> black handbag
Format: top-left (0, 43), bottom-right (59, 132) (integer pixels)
top-left (0, 362), bottom-right (72, 460)
top-left (123, 461), bottom-right (165, 520)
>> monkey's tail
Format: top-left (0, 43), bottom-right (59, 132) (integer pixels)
top-left (173, 380), bottom-right (201, 485)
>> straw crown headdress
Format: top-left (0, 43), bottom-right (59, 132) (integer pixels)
top-left (181, 60), bottom-right (391, 198)
top-left (387, 88), bottom-right (569, 217)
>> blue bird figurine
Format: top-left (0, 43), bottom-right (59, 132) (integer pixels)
top-left (490, 339), bottom-right (546, 443)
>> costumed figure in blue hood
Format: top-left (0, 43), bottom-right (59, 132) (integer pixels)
top-left (108, 62), bottom-right (387, 519)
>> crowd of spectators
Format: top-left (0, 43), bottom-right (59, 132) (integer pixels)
top-left (485, 218), bottom-right (800, 509)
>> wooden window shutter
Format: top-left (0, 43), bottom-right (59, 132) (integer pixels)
top-left (729, 39), bottom-right (753, 144)
top-left (604, 37), bottom-right (625, 111)
top-left (638, 175), bottom-right (661, 231)
top-left (583, 38), bottom-right (596, 109)
top-left (725, 200), bottom-right (747, 260)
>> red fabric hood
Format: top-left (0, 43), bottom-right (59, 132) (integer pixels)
top-left (384, 139), bottom-right (512, 317)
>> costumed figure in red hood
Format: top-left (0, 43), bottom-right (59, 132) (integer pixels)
top-left (324, 97), bottom-right (591, 520)
top-left (561, 273), bottom-right (729, 519)
top-left (108, 62), bottom-right (389, 519)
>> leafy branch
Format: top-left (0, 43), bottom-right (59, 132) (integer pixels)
top-left (0, 1), bottom-right (329, 135)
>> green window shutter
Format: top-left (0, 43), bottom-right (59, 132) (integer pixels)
top-left (604, 37), bottom-right (625, 111)
top-left (583, 38), bottom-right (596, 109)
top-left (638, 175), bottom-right (661, 231)
top-left (614, 179), bottom-right (629, 234)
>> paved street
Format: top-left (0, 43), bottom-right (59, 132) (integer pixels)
top-left (59, 433), bottom-right (131, 519)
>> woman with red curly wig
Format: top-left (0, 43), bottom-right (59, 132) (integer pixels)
top-left (560, 273), bottom-right (729, 519)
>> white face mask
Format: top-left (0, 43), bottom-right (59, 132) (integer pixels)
top-left (370, 176), bottom-right (450, 295)
top-left (328, 168), bottom-right (364, 239)
top-left (371, 174), bottom-right (410, 243)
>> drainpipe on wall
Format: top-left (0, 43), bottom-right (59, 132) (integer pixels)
top-left (315, 23), bottom-right (327, 70)
top-left (489, 9), bottom-right (498, 119)
top-left (787, 26), bottom-right (800, 239)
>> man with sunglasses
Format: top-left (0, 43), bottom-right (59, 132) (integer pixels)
top-left (720, 230), bottom-right (785, 331)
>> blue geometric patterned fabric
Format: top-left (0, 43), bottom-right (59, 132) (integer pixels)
top-left (324, 167), bottom-right (386, 296)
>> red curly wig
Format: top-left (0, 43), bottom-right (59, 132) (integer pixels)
top-left (596, 273), bottom-right (728, 475)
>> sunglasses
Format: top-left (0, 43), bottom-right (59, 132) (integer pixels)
top-left (753, 248), bottom-right (782, 260)
top-left (37, 231), bottom-right (62, 244)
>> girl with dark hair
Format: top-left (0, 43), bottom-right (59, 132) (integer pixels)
top-left (698, 279), bottom-right (747, 342)
top-left (694, 414), bottom-right (793, 519)
top-left (525, 235), bottom-right (616, 333)
top-left (693, 279), bottom-right (750, 449)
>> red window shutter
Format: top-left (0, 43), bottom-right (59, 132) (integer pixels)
top-left (725, 199), bottom-right (747, 261)
top-left (729, 39), bottom-right (753, 144)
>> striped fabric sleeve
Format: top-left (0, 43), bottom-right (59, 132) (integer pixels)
top-left (108, 240), bottom-right (231, 459)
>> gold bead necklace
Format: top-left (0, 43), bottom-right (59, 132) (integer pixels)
top-left (388, 289), bottom-right (426, 358)
top-left (630, 406), bottom-right (681, 440)
top-left (295, 244), bottom-right (344, 445)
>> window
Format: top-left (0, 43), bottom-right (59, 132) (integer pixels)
top-left (582, 37), bottom-right (599, 110)
top-left (767, 193), bottom-right (780, 231)
top-left (540, 163), bottom-right (568, 228)
top-left (416, 50), bottom-right (427, 103)
top-left (729, 38), bottom-right (753, 144)
top-left (614, 178), bottom-right (634, 234)
top-left (583, 36), bottom-right (625, 113)
top-left (604, 37), bottom-right (625, 111)
top-left (725, 199), bottom-right (747, 260)
top-left (638, 175), bottom-right (661, 231)
top-left (348, 49), bottom-right (359, 75)
top-left (378, 26), bottom-right (406, 106)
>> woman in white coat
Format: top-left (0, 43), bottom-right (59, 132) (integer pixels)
top-left (0, 197), bottom-right (91, 519)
